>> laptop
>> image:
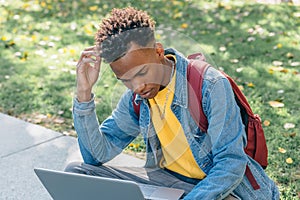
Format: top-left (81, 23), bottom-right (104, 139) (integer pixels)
top-left (34, 168), bottom-right (184, 200)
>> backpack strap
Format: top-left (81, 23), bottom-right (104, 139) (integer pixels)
top-left (187, 59), bottom-right (210, 133)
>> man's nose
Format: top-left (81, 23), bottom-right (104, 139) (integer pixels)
top-left (132, 78), bottom-right (146, 94)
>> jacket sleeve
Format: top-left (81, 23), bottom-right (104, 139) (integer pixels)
top-left (72, 90), bottom-right (140, 165)
top-left (184, 74), bottom-right (248, 200)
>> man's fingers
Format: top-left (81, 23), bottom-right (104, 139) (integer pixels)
top-left (83, 56), bottom-right (96, 62)
top-left (76, 46), bottom-right (101, 72)
top-left (94, 56), bottom-right (101, 72)
top-left (84, 46), bottom-right (96, 51)
top-left (80, 50), bottom-right (98, 59)
top-left (77, 57), bottom-right (100, 72)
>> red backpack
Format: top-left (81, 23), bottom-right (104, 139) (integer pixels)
top-left (133, 53), bottom-right (268, 190)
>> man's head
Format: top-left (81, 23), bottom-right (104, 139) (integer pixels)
top-left (95, 7), bottom-right (156, 63)
top-left (95, 7), bottom-right (173, 99)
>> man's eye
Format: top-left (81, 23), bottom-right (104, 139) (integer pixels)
top-left (120, 79), bottom-right (130, 83)
top-left (138, 69), bottom-right (148, 76)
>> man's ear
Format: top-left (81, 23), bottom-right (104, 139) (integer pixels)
top-left (155, 42), bottom-right (165, 59)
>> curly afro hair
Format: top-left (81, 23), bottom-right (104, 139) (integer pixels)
top-left (95, 7), bottom-right (156, 63)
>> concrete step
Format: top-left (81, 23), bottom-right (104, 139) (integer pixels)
top-left (0, 113), bottom-right (145, 200)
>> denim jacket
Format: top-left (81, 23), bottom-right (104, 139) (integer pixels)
top-left (73, 48), bottom-right (279, 200)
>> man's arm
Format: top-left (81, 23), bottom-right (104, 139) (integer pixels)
top-left (73, 91), bottom-right (140, 165)
top-left (73, 46), bottom-right (140, 165)
top-left (185, 75), bottom-right (248, 199)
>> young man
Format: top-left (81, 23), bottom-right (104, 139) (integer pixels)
top-left (66, 7), bottom-right (279, 199)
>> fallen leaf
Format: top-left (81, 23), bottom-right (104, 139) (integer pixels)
top-left (293, 12), bottom-right (300, 18)
top-left (269, 66), bottom-right (288, 73)
top-left (54, 118), bottom-right (65, 124)
top-left (294, 169), bottom-right (300, 180)
top-left (286, 157), bottom-right (293, 164)
top-left (263, 120), bottom-right (271, 126)
top-left (219, 46), bottom-right (226, 52)
top-left (290, 62), bottom-right (300, 67)
top-left (1, 36), bottom-right (8, 41)
top-left (247, 82), bottom-right (255, 87)
top-left (268, 101), bottom-right (284, 108)
top-left (173, 12), bottom-right (183, 19)
top-left (286, 52), bottom-right (294, 59)
top-left (277, 43), bottom-right (283, 48)
top-left (277, 90), bottom-right (284, 94)
top-left (278, 147), bottom-right (286, 153)
top-left (236, 68), bottom-right (243, 72)
top-left (180, 23), bottom-right (188, 29)
top-left (58, 110), bottom-right (64, 115)
top-left (247, 37), bottom-right (256, 42)
top-left (284, 123), bottom-right (295, 129)
top-left (230, 59), bottom-right (239, 63)
top-left (289, 132), bottom-right (296, 138)
top-left (237, 85), bottom-right (244, 90)
top-left (89, 6), bottom-right (98, 11)
top-left (272, 61), bottom-right (283, 66)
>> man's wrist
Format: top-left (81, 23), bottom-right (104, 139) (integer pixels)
top-left (76, 90), bottom-right (92, 102)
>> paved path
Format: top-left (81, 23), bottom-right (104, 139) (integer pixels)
top-left (0, 113), bottom-right (145, 200)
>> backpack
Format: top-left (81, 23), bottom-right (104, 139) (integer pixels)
top-left (132, 52), bottom-right (268, 190)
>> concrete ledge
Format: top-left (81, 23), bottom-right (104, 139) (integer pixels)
top-left (0, 113), bottom-right (145, 200)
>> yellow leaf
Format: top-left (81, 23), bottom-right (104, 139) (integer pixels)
top-left (224, 5), bottom-right (232, 10)
top-left (278, 147), bottom-right (286, 154)
top-left (286, 157), bottom-right (293, 164)
top-left (247, 82), bottom-right (255, 87)
top-left (40, 1), bottom-right (46, 7)
top-left (180, 23), bottom-right (188, 29)
top-left (268, 101), bottom-right (284, 108)
top-left (31, 35), bottom-right (37, 41)
top-left (277, 43), bottom-right (282, 48)
top-left (69, 48), bottom-right (76, 56)
top-left (89, 6), bottom-right (98, 11)
top-left (237, 85), bottom-right (244, 91)
top-left (128, 143), bottom-right (134, 147)
top-left (1, 36), bottom-right (7, 41)
top-left (173, 12), bottom-right (183, 19)
top-left (263, 120), bottom-right (270, 126)
top-left (155, 34), bottom-right (161, 40)
top-left (268, 69), bottom-right (274, 74)
top-left (22, 3), bottom-right (30, 9)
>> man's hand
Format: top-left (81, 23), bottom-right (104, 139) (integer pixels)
top-left (76, 46), bottom-right (101, 102)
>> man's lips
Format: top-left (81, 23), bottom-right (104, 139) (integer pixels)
top-left (140, 89), bottom-right (153, 98)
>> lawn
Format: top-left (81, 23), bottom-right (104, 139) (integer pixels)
top-left (0, 0), bottom-right (299, 199)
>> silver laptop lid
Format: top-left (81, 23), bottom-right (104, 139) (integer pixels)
top-left (34, 168), bottom-right (145, 200)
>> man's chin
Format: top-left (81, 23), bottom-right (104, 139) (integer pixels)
top-left (140, 89), bottom-right (158, 99)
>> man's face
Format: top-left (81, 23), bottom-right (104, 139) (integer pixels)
top-left (110, 43), bottom-right (167, 99)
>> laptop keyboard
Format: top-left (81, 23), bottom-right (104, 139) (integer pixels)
top-left (138, 183), bottom-right (157, 197)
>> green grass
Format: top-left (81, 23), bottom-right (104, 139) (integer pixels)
top-left (0, 0), bottom-right (299, 198)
